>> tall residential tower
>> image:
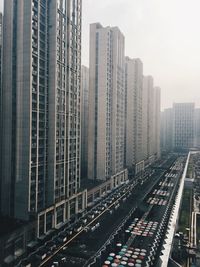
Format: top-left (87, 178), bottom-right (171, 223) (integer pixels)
top-left (125, 57), bottom-right (144, 174)
top-left (88, 23), bottom-right (127, 183)
top-left (155, 87), bottom-right (161, 158)
top-left (0, 12), bottom-right (2, 96)
top-left (161, 108), bottom-right (174, 152)
top-left (1, 0), bottom-right (86, 236)
top-left (0, 13), bottom-right (2, 209)
top-left (173, 103), bottom-right (195, 150)
top-left (142, 76), bottom-right (161, 165)
top-left (161, 103), bottom-right (195, 152)
top-left (81, 65), bottom-right (89, 178)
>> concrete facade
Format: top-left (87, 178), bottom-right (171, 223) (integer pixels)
top-left (194, 108), bottom-right (200, 148)
top-left (161, 108), bottom-right (174, 152)
top-left (155, 87), bottom-right (161, 158)
top-left (0, 12), bottom-right (2, 210)
top-left (161, 104), bottom-right (196, 152)
top-left (142, 76), bottom-right (161, 165)
top-left (173, 103), bottom-right (195, 150)
top-left (0, 12), bottom-right (2, 108)
top-left (88, 23), bottom-right (126, 181)
top-left (142, 76), bottom-right (148, 162)
top-left (125, 57), bottom-right (144, 174)
top-left (1, 0), bottom-right (86, 236)
top-left (81, 65), bottom-right (89, 178)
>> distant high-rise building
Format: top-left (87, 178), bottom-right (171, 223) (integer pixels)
top-left (161, 103), bottom-right (196, 152)
top-left (161, 108), bottom-right (173, 152)
top-left (173, 103), bottom-right (195, 150)
top-left (160, 111), bottom-right (165, 150)
top-left (81, 65), bottom-right (89, 178)
top-left (0, 12), bottom-right (2, 210)
top-left (142, 77), bottom-right (148, 162)
top-left (154, 87), bottom-right (161, 158)
top-left (143, 76), bottom-right (154, 163)
top-left (0, 12), bottom-right (2, 95)
top-left (194, 108), bottom-right (200, 148)
top-left (88, 23), bottom-right (127, 183)
top-left (1, 0), bottom-right (86, 235)
top-left (125, 57), bottom-right (144, 174)
top-left (142, 76), bottom-right (161, 165)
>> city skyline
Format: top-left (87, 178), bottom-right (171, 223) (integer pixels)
top-left (0, 1), bottom-right (199, 266)
top-left (82, 0), bottom-right (200, 110)
top-left (1, 0), bottom-right (199, 109)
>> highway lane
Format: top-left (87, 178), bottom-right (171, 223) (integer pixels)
top-left (16, 175), bottom-right (136, 267)
top-left (97, 156), bottom-right (186, 267)
top-left (16, 154), bottom-right (179, 267)
top-left (43, 156), bottom-right (178, 267)
top-left (40, 184), bottom-right (136, 266)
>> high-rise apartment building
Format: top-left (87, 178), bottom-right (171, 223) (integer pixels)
top-left (155, 87), bottom-right (161, 158)
top-left (161, 103), bottom-right (195, 152)
top-left (88, 23), bottom-right (127, 183)
top-left (194, 108), bottom-right (200, 148)
top-left (143, 76), bottom-right (154, 163)
top-left (1, 0), bottom-right (86, 236)
top-left (125, 57), bottom-right (144, 174)
top-left (161, 108), bottom-right (173, 152)
top-left (0, 12), bottom-right (2, 95)
top-left (81, 65), bottom-right (89, 178)
top-left (142, 77), bottom-right (148, 162)
top-left (142, 76), bottom-right (161, 165)
top-left (173, 103), bottom-right (195, 150)
top-left (0, 13), bottom-right (2, 209)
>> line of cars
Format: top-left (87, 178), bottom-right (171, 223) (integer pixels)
top-left (43, 178), bottom-right (146, 266)
top-left (147, 167), bottom-right (179, 207)
top-left (18, 165), bottom-right (162, 267)
top-left (92, 159), bottom-right (181, 267)
top-left (15, 178), bottom-right (139, 267)
top-left (165, 172), bottom-right (177, 178)
top-left (50, 158), bottom-right (179, 267)
top-left (48, 184), bottom-right (139, 266)
top-left (124, 158), bottom-right (185, 266)
top-left (16, 223), bottom-right (78, 267)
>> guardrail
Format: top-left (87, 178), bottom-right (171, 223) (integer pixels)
top-left (160, 153), bottom-right (190, 267)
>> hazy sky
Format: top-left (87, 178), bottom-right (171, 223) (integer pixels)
top-left (1, 0), bottom-right (200, 110)
top-left (82, 0), bottom-right (200, 110)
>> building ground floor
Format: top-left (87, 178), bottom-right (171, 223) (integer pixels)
top-left (0, 189), bottom-right (87, 266)
top-left (0, 168), bottom-right (128, 266)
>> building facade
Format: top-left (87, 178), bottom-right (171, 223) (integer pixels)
top-left (88, 23), bottom-right (127, 182)
top-left (173, 103), bottom-right (195, 150)
top-left (142, 76), bottom-right (161, 165)
top-left (125, 57), bottom-right (144, 174)
top-left (0, 12), bottom-right (3, 210)
top-left (0, 12), bottom-right (2, 99)
top-left (81, 65), bottom-right (89, 178)
top-left (161, 108), bottom-right (173, 152)
top-left (1, 0), bottom-right (86, 236)
top-left (155, 87), bottom-right (161, 158)
top-left (142, 76), bottom-right (148, 163)
top-left (194, 108), bottom-right (200, 148)
top-left (143, 76), bottom-right (155, 164)
top-left (161, 103), bottom-right (195, 152)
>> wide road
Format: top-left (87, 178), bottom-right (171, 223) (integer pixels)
top-left (40, 156), bottom-right (179, 267)
top-left (98, 156), bottom-right (186, 267)
top-left (16, 154), bottom-right (179, 267)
